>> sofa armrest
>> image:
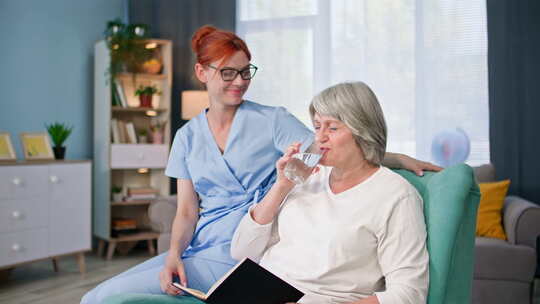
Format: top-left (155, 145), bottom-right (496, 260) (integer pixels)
top-left (149, 195), bottom-right (177, 233)
top-left (503, 195), bottom-right (540, 249)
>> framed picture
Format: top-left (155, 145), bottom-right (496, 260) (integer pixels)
top-left (0, 132), bottom-right (16, 161)
top-left (20, 132), bottom-right (54, 160)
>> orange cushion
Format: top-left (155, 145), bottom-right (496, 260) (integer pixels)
top-left (476, 180), bottom-right (510, 240)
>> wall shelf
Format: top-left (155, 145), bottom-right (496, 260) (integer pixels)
top-left (116, 72), bottom-right (167, 81)
top-left (112, 106), bottom-right (168, 113)
top-left (111, 200), bottom-right (153, 206)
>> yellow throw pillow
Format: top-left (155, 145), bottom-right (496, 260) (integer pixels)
top-left (476, 180), bottom-right (510, 240)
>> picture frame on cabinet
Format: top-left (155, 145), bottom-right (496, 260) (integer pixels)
top-left (20, 132), bottom-right (54, 160)
top-left (0, 132), bottom-right (16, 161)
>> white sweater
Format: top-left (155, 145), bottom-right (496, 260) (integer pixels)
top-left (231, 166), bottom-right (429, 304)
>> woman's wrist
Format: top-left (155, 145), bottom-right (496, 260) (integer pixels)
top-left (167, 247), bottom-right (181, 259)
top-left (251, 180), bottom-right (293, 225)
top-left (382, 152), bottom-right (404, 169)
top-left (274, 180), bottom-right (295, 193)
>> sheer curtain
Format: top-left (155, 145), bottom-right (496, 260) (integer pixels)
top-left (236, 0), bottom-right (489, 166)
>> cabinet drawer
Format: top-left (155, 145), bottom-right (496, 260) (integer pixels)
top-left (49, 162), bottom-right (92, 256)
top-left (110, 144), bottom-right (169, 169)
top-left (0, 166), bottom-right (48, 200)
top-left (0, 198), bottom-right (48, 233)
top-left (0, 228), bottom-right (48, 267)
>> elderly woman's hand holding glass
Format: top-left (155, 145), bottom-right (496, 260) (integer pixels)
top-left (281, 139), bottom-right (324, 185)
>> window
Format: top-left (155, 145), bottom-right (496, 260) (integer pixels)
top-left (237, 0), bottom-right (489, 166)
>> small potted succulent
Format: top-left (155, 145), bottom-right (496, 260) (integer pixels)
top-left (111, 186), bottom-right (123, 202)
top-left (137, 129), bottom-right (148, 143)
top-left (150, 119), bottom-right (167, 144)
top-left (45, 122), bottom-right (74, 160)
top-left (135, 85), bottom-right (161, 108)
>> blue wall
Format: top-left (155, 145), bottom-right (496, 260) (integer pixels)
top-left (0, 0), bottom-right (125, 160)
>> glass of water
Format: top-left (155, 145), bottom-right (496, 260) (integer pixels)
top-left (283, 142), bottom-right (323, 184)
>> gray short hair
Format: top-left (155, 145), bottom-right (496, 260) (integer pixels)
top-left (309, 82), bottom-right (387, 165)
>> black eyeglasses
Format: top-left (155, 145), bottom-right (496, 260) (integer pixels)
top-left (207, 64), bottom-right (258, 81)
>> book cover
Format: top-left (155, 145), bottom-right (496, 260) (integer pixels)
top-left (114, 80), bottom-right (128, 108)
top-left (126, 122), bottom-right (138, 144)
top-left (127, 187), bottom-right (159, 195)
top-left (172, 258), bottom-right (304, 304)
top-left (111, 119), bottom-right (120, 144)
top-left (117, 120), bottom-right (128, 143)
top-left (111, 84), bottom-right (121, 106)
top-left (124, 194), bottom-right (157, 201)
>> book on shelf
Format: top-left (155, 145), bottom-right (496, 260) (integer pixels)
top-left (114, 79), bottom-right (128, 108)
top-left (111, 119), bottom-right (121, 144)
top-left (171, 258), bottom-right (304, 304)
top-left (112, 218), bottom-right (137, 230)
top-left (124, 194), bottom-right (157, 201)
top-left (124, 187), bottom-right (159, 201)
top-left (112, 120), bottom-right (139, 144)
top-left (112, 83), bottom-right (121, 106)
top-left (126, 122), bottom-right (138, 144)
top-left (127, 187), bottom-right (159, 195)
top-left (117, 120), bottom-right (129, 143)
top-left (119, 79), bottom-right (137, 107)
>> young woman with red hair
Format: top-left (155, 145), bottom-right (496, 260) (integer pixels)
top-left (81, 25), bottom-right (439, 304)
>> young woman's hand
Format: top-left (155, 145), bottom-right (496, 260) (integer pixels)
top-left (383, 152), bottom-right (442, 176)
top-left (159, 253), bottom-right (187, 295)
top-left (398, 154), bottom-right (442, 176)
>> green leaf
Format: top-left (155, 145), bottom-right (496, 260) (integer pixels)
top-left (45, 122), bottom-right (74, 147)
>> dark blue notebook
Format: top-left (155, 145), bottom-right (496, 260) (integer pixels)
top-left (172, 258), bottom-right (304, 304)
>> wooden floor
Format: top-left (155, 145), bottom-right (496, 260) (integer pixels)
top-left (0, 249), bottom-right (149, 304)
top-left (0, 250), bottom-right (539, 304)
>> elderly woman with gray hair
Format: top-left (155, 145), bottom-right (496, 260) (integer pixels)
top-left (231, 82), bottom-right (429, 304)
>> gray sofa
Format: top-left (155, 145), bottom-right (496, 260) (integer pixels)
top-left (149, 164), bottom-right (540, 304)
top-left (148, 195), bottom-right (178, 255)
top-left (472, 164), bottom-right (540, 304)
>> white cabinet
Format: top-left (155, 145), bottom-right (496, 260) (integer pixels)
top-left (0, 161), bottom-right (91, 272)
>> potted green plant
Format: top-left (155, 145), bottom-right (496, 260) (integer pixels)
top-left (45, 122), bottom-right (73, 160)
top-left (111, 186), bottom-right (123, 202)
top-left (137, 129), bottom-right (148, 143)
top-left (104, 19), bottom-right (153, 78)
top-left (135, 85), bottom-right (161, 108)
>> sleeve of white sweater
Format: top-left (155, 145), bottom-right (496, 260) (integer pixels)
top-left (374, 192), bottom-right (430, 304)
top-left (230, 205), bottom-right (277, 262)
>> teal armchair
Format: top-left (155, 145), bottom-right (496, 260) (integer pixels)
top-left (104, 164), bottom-right (480, 304)
top-left (395, 164), bottom-right (480, 303)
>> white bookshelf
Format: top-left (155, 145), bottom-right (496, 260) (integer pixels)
top-left (93, 39), bottom-right (172, 259)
